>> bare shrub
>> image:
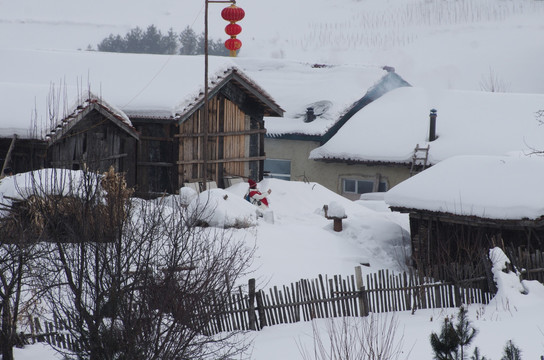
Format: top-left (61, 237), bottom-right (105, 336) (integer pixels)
top-left (19, 167), bottom-right (254, 360)
top-left (479, 67), bottom-right (511, 93)
top-left (298, 314), bottom-right (406, 360)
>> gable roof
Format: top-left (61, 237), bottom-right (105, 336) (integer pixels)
top-left (232, 58), bottom-right (405, 139)
top-left (47, 94), bottom-right (139, 144)
top-left (310, 87), bottom-right (544, 164)
top-left (384, 155), bottom-right (544, 222)
top-left (174, 68), bottom-right (284, 124)
top-left (0, 48), bottom-right (283, 138)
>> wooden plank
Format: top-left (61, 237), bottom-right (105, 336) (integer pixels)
top-left (328, 278), bottom-right (337, 318)
top-left (310, 279), bottom-right (323, 319)
top-left (292, 283), bottom-right (301, 322)
top-left (174, 128), bottom-right (267, 137)
top-left (318, 274), bottom-right (330, 318)
top-left (248, 279), bottom-right (257, 330)
top-left (176, 155), bottom-right (266, 165)
top-left (283, 285), bottom-right (294, 323)
top-left (255, 290), bottom-right (267, 328)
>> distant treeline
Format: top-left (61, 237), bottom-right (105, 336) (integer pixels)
top-left (95, 25), bottom-right (229, 56)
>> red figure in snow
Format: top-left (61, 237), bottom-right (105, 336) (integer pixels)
top-left (247, 179), bottom-right (271, 210)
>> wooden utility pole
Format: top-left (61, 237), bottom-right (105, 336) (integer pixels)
top-left (203, 0), bottom-right (235, 191)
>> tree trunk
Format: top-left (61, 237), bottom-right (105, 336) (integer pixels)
top-left (1, 300), bottom-right (14, 360)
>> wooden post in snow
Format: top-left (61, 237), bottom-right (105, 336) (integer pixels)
top-left (1, 134), bottom-right (17, 179)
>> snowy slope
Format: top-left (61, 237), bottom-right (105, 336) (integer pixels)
top-left (1, 0), bottom-right (543, 93)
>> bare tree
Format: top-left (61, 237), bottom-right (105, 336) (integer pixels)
top-left (0, 178), bottom-right (51, 360)
top-left (24, 167), bottom-right (253, 359)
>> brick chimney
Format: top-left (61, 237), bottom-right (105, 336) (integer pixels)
top-left (429, 109), bottom-right (437, 142)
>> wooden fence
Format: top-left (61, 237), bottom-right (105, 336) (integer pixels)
top-left (508, 248), bottom-right (544, 284)
top-left (203, 266), bottom-right (494, 335)
top-left (25, 315), bottom-right (78, 352)
top-left (26, 249), bottom-right (544, 342)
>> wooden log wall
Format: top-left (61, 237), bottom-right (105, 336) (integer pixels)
top-left (177, 96), bottom-right (263, 187)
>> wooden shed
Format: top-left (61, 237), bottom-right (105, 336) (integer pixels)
top-left (395, 208), bottom-right (544, 270)
top-left (46, 97), bottom-right (139, 187)
top-left (385, 155), bottom-right (544, 270)
top-left (131, 68), bottom-right (283, 195)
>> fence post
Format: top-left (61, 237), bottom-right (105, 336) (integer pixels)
top-left (354, 266), bottom-right (369, 316)
top-left (248, 278), bottom-right (257, 330)
top-left (28, 315), bottom-right (36, 344)
top-left (434, 284), bottom-right (442, 309)
top-left (255, 290), bottom-right (267, 328)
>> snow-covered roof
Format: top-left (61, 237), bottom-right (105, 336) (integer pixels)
top-left (234, 58), bottom-right (391, 137)
top-left (0, 48), bottom-right (282, 139)
top-left (310, 86), bottom-right (544, 163)
top-left (46, 93), bottom-right (137, 142)
top-left (384, 154), bottom-right (544, 221)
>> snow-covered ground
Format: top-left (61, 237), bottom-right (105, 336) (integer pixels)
top-left (3, 0), bottom-right (544, 358)
top-left (5, 177), bottom-right (544, 359)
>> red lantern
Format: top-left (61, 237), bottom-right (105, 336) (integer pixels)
top-left (225, 23), bottom-right (242, 36)
top-left (225, 38), bottom-right (242, 51)
top-left (222, 3), bottom-right (244, 57)
top-left (221, 4), bottom-right (245, 23)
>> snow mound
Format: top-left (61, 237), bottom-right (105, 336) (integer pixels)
top-left (187, 188), bottom-right (259, 228)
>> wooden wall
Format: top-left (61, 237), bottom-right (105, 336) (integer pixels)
top-left (0, 137), bottom-right (46, 175)
top-left (47, 110), bottom-right (137, 187)
top-left (177, 94), bottom-right (265, 188)
top-left (409, 214), bottom-right (544, 270)
top-left (134, 122), bottom-right (178, 195)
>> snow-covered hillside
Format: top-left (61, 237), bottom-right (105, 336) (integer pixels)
top-left (1, 0), bottom-right (544, 93)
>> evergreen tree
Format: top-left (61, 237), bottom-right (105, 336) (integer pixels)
top-left (179, 26), bottom-right (198, 55)
top-left (455, 306), bottom-right (477, 359)
top-left (501, 340), bottom-right (522, 360)
top-left (430, 318), bottom-right (459, 360)
top-left (124, 26), bottom-right (144, 53)
top-left (430, 306), bottom-right (478, 360)
top-left (196, 32), bottom-right (230, 56)
top-left (97, 34), bottom-right (126, 53)
top-left (96, 25), bottom-right (229, 56)
top-left (470, 347), bottom-right (488, 360)
top-left (142, 24), bottom-right (162, 54)
top-left (161, 28), bottom-right (179, 54)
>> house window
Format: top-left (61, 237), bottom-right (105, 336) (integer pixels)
top-left (264, 159), bottom-right (291, 181)
top-left (342, 178), bottom-right (387, 194)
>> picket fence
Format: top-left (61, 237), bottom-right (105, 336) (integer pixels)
top-left (26, 315), bottom-right (78, 352)
top-left (203, 266), bottom-right (493, 335)
top-left (27, 249), bottom-right (544, 344)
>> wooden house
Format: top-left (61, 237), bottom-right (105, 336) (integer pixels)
top-left (384, 155), bottom-right (544, 269)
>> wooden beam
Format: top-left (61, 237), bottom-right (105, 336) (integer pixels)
top-left (139, 136), bottom-right (174, 142)
top-left (137, 162), bottom-right (174, 167)
top-left (174, 128), bottom-right (266, 138)
top-left (176, 156), bottom-right (266, 165)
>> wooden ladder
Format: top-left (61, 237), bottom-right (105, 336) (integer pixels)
top-left (410, 143), bottom-right (430, 176)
